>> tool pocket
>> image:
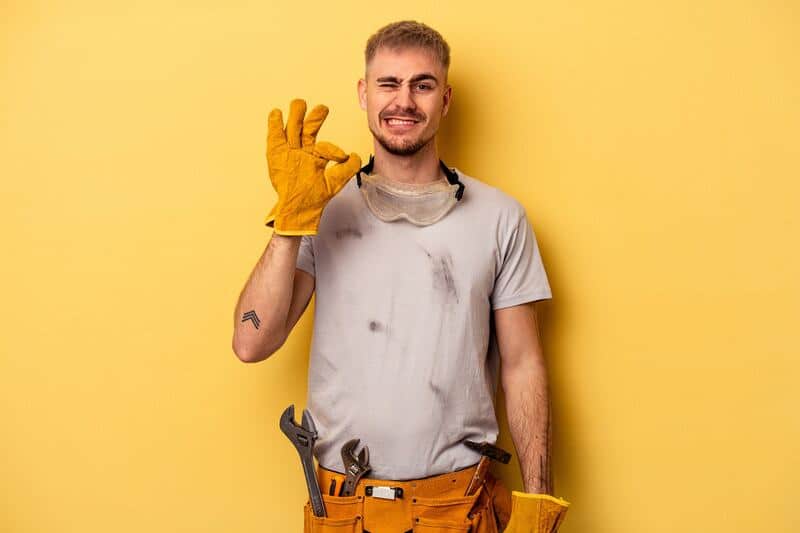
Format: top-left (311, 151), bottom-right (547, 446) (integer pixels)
top-left (465, 496), bottom-right (500, 533)
top-left (412, 517), bottom-right (471, 532)
top-left (463, 473), bottom-right (512, 533)
top-left (303, 494), bottom-right (364, 533)
top-left (410, 484), bottom-right (483, 532)
top-left (486, 475), bottom-right (511, 531)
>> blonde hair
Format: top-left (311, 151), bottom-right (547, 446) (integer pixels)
top-left (365, 20), bottom-right (451, 75)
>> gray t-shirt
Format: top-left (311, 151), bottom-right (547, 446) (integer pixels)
top-left (296, 168), bottom-right (552, 480)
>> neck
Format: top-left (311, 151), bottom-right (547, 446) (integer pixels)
top-left (371, 138), bottom-right (445, 185)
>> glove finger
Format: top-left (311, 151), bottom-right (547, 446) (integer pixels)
top-left (301, 104), bottom-right (329, 147)
top-left (313, 141), bottom-right (348, 163)
top-left (267, 108), bottom-right (287, 151)
top-left (324, 153), bottom-right (362, 195)
top-left (286, 98), bottom-right (306, 149)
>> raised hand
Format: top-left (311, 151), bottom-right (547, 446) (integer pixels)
top-left (264, 98), bottom-right (362, 235)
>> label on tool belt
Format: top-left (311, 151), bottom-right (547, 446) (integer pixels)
top-left (366, 486), bottom-right (403, 500)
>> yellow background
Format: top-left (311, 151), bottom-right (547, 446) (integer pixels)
top-left (2, 1), bottom-right (798, 531)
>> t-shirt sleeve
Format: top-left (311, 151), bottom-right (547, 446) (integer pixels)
top-left (296, 235), bottom-right (315, 277)
top-left (491, 208), bottom-right (552, 309)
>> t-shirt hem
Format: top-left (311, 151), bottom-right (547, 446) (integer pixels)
top-left (296, 264), bottom-right (315, 277)
top-left (491, 291), bottom-right (552, 310)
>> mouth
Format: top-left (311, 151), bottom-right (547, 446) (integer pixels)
top-left (382, 117), bottom-right (420, 133)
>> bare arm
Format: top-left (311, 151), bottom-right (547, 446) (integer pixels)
top-left (232, 233), bottom-right (315, 363)
top-left (495, 300), bottom-right (553, 494)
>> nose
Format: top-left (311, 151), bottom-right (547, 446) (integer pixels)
top-left (394, 83), bottom-right (416, 112)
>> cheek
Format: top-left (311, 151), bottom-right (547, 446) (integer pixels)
top-left (366, 95), bottom-right (387, 118)
top-left (423, 102), bottom-right (443, 122)
top-left (369, 110), bottom-right (385, 130)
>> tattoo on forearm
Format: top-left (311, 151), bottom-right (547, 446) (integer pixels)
top-left (539, 455), bottom-right (547, 491)
top-left (241, 310), bottom-right (261, 329)
top-left (545, 400), bottom-right (553, 492)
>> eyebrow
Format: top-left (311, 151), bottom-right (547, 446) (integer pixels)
top-left (375, 73), bottom-right (439, 84)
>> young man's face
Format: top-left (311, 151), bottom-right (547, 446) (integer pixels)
top-left (358, 46), bottom-right (452, 157)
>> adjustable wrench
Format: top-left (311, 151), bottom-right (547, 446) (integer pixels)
top-left (279, 404), bottom-right (326, 517)
top-left (338, 438), bottom-right (371, 496)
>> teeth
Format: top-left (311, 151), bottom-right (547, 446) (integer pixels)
top-left (387, 119), bottom-right (416, 125)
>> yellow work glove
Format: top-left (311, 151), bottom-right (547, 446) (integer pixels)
top-left (503, 491), bottom-right (570, 533)
top-left (264, 98), bottom-right (362, 235)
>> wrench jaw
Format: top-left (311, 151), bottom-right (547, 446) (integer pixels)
top-left (302, 408), bottom-right (317, 435)
top-left (339, 438), bottom-right (372, 496)
top-left (341, 438), bottom-right (360, 459)
top-left (345, 440), bottom-right (369, 468)
top-left (341, 439), bottom-right (368, 472)
top-left (357, 446), bottom-right (369, 467)
top-left (279, 405), bottom-right (299, 438)
top-left (280, 405), bottom-right (318, 452)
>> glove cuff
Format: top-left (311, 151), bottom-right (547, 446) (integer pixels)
top-left (267, 205), bottom-right (323, 236)
top-left (264, 201), bottom-right (280, 227)
top-left (511, 491), bottom-right (570, 508)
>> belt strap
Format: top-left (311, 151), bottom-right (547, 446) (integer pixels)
top-left (316, 461), bottom-right (481, 500)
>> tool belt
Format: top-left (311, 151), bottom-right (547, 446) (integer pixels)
top-left (303, 461), bottom-right (512, 533)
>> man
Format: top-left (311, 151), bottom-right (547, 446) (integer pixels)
top-left (233, 20), bottom-right (570, 532)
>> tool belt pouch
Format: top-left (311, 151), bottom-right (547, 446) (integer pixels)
top-left (304, 494), bottom-right (364, 533)
top-left (409, 483), bottom-right (486, 532)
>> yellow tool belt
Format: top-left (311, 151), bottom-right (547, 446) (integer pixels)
top-left (304, 461), bottom-right (512, 533)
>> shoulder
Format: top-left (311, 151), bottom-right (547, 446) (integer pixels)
top-left (454, 169), bottom-right (527, 223)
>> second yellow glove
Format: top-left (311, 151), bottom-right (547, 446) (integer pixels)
top-left (264, 98), bottom-right (361, 235)
top-left (503, 491), bottom-right (570, 533)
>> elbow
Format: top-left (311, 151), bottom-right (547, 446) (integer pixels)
top-left (500, 356), bottom-right (547, 391)
top-left (233, 344), bottom-right (263, 364)
top-left (232, 333), bottom-right (285, 363)
top-left (232, 338), bottom-right (267, 363)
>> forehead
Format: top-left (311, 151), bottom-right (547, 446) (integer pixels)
top-left (366, 46), bottom-right (445, 81)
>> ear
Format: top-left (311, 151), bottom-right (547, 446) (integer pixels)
top-left (357, 78), bottom-right (367, 110)
top-left (441, 84), bottom-right (453, 118)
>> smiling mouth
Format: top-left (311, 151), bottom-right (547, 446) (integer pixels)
top-left (383, 117), bottom-right (420, 128)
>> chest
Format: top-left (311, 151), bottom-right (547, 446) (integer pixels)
top-left (315, 197), bottom-right (498, 305)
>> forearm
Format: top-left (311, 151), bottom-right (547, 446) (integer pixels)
top-left (232, 233), bottom-right (300, 361)
top-left (502, 357), bottom-right (552, 494)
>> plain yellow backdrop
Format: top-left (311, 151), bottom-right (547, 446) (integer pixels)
top-left (2, 1), bottom-right (798, 531)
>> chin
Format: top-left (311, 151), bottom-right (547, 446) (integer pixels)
top-left (382, 137), bottom-right (432, 156)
